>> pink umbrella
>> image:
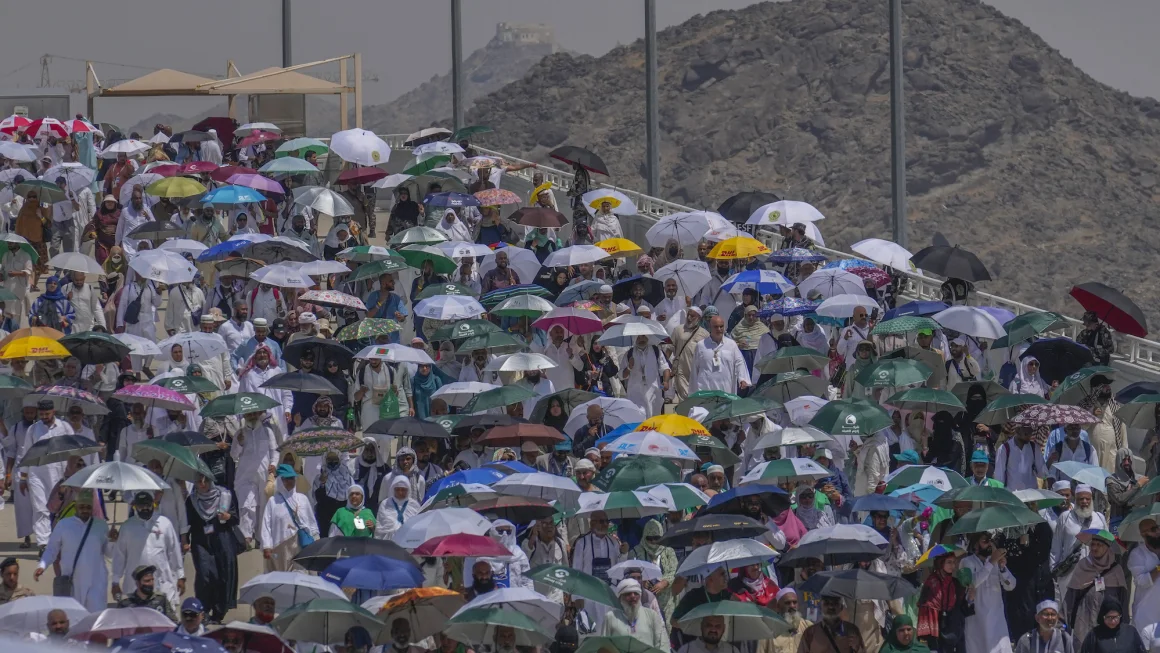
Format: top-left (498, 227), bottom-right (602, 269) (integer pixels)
top-left (238, 131), bottom-right (281, 148)
top-left (211, 165), bottom-right (256, 183)
top-left (112, 384), bottom-right (195, 412)
top-left (412, 533), bottom-right (511, 558)
top-left (227, 173), bottom-right (285, 195)
top-left (532, 307), bottom-right (604, 336)
top-left (181, 161), bottom-right (219, 175)
top-left (24, 118), bottom-right (68, 139)
top-left (68, 607), bottom-right (175, 643)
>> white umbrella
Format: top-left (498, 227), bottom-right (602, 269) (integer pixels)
top-left (476, 246), bottom-right (540, 285)
top-left (68, 607), bottom-right (175, 641)
top-left (157, 332), bottom-right (229, 361)
top-left (754, 425), bottom-right (834, 449)
top-left (852, 238), bottom-right (914, 270)
top-left (413, 295), bottom-right (486, 320)
top-left (798, 269), bottom-right (865, 299)
top-left (371, 173), bottom-right (413, 189)
top-left (432, 382), bottom-right (500, 407)
top-left (484, 352), bottom-right (557, 373)
top-left (543, 245), bottom-right (609, 268)
top-left (113, 332), bottom-right (162, 356)
top-left (42, 163), bottom-right (95, 193)
top-left (933, 306), bottom-right (1006, 339)
top-left (413, 141), bottom-right (464, 157)
top-left (655, 259), bottom-right (712, 298)
top-left (251, 263), bottom-right (313, 289)
top-left (598, 320), bottom-right (669, 347)
top-left (239, 571), bottom-right (347, 605)
top-left (158, 239), bottom-right (209, 257)
top-left (128, 250), bottom-right (197, 284)
top-left (798, 524), bottom-right (888, 547)
top-left (704, 226), bottom-right (744, 242)
top-left (581, 189), bottom-right (638, 215)
top-left (605, 431), bottom-right (699, 461)
top-left (47, 252), bottom-right (103, 275)
top-left (330, 128), bottom-right (392, 166)
top-left (677, 538), bottom-right (777, 577)
top-left (438, 240), bottom-right (495, 260)
top-left (0, 596), bottom-right (88, 634)
top-left (455, 587), bottom-right (563, 631)
top-left (646, 211), bottom-right (729, 248)
top-left (293, 186), bottom-right (355, 217)
top-left (404, 127), bottom-right (452, 145)
top-left (575, 490), bottom-right (669, 520)
top-left (236, 122), bottom-right (282, 137)
top-left (354, 343), bottom-right (435, 365)
top-left (63, 453), bottom-right (170, 493)
top-left (562, 397), bottom-right (646, 435)
top-left (785, 396), bottom-right (828, 426)
top-left (816, 293), bottom-right (880, 318)
top-left (0, 141), bottom-right (37, 163)
top-left (492, 472), bottom-right (583, 508)
top-left (146, 132), bottom-right (170, 145)
top-left (393, 507), bottom-right (493, 549)
top-left (99, 139), bottom-right (149, 158)
top-left (746, 200), bottom-right (826, 226)
top-left (608, 560), bottom-right (663, 582)
top-left (492, 294), bottom-right (555, 317)
top-left (297, 260), bottom-right (351, 276)
top-left (121, 175), bottom-right (163, 207)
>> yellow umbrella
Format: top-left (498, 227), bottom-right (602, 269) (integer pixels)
top-left (635, 414), bottom-right (711, 437)
top-left (144, 177), bottom-right (206, 199)
top-left (0, 336), bottom-right (70, 360)
top-left (531, 181), bottom-right (553, 198)
top-left (707, 235), bottom-right (771, 260)
top-left (595, 238), bottom-right (642, 259)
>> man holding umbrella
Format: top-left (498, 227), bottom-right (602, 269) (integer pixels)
top-left (1078, 312), bottom-right (1115, 366)
top-left (33, 489), bottom-right (108, 611)
top-left (25, 399), bottom-right (75, 551)
top-left (960, 532), bottom-right (1016, 653)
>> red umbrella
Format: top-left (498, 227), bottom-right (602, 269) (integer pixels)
top-left (192, 116), bottom-right (238, 150)
top-left (1070, 282), bottom-right (1148, 337)
top-left (24, 118), bottom-right (68, 139)
top-left (412, 533), bottom-right (510, 558)
top-left (0, 115), bottom-right (30, 136)
top-left (210, 165), bottom-right (256, 184)
top-left (849, 266), bottom-right (892, 289)
top-left (337, 166), bottom-right (388, 186)
top-left (64, 119), bottom-right (97, 134)
top-left (180, 161), bottom-right (219, 175)
top-left (476, 423), bottom-right (566, 447)
top-left (238, 130), bottom-right (281, 148)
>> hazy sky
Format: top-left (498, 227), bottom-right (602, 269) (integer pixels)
top-left (0, 0), bottom-right (1158, 127)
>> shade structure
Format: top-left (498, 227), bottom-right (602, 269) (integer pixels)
top-left (101, 69), bottom-right (216, 96)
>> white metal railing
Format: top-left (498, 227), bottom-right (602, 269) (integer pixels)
top-left (363, 134), bottom-right (1160, 377)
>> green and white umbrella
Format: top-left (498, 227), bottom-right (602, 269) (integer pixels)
top-left (335, 245), bottom-right (397, 262)
top-left (757, 370), bottom-right (828, 403)
top-left (679, 600), bottom-right (790, 641)
top-left (855, 358), bottom-right (933, 388)
top-left (455, 331), bottom-right (527, 354)
top-left (577, 637), bottom-right (667, 653)
top-left (870, 316), bottom-right (940, 337)
top-left (454, 587), bottom-right (562, 630)
top-left (461, 385), bottom-right (537, 414)
top-left (575, 490), bottom-right (669, 520)
top-left (444, 607), bottom-right (553, 648)
top-left (645, 483), bottom-right (711, 511)
top-left (595, 455), bottom-right (683, 491)
top-left (753, 425), bottom-right (833, 449)
top-left (884, 465), bottom-right (969, 493)
top-left (270, 599), bottom-right (384, 645)
top-left (885, 387), bottom-right (964, 414)
top-left (153, 375), bottom-right (219, 395)
top-left (1052, 366), bottom-right (1117, 405)
top-left (945, 504), bottom-right (1046, 536)
top-left (754, 346), bottom-right (829, 375)
top-left (417, 282), bottom-right (480, 300)
top-left (993, 310), bottom-right (1069, 348)
top-left (200, 392), bottom-right (282, 417)
top-left (933, 485), bottom-right (1023, 509)
top-left (398, 245), bottom-right (456, 274)
top-left (680, 434), bottom-right (741, 466)
top-left (491, 294), bottom-right (556, 319)
top-left (390, 226), bottom-right (448, 246)
top-left (432, 319), bottom-right (502, 341)
top-left (809, 398), bottom-right (892, 437)
top-left (739, 457), bottom-right (831, 485)
top-left (975, 394), bottom-right (1049, 424)
top-left (346, 258), bottom-right (409, 283)
top-left (527, 565), bottom-right (619, 609)
top-left (702, 397), bottom-right (779, 422)
top-left (676, 390), bottom-right (741, 414)
top-left (1116, 503), bottom-right (1160, 542)
top-left (1012, 488), bottom-right (1066, 509)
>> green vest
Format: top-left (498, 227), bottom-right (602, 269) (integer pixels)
top-left (331, 506), bottom-right (375, 538)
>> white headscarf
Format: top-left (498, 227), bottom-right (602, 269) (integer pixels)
top-left (492, 518), bottom-right (518, 553)
top-left (1013, 356), bottom-right (1049, 397)
top-left (795, 318), bottom-right (829, 353)
top-left (346, 483), bottom-right (365, 511)
top-left (437, 209), bottom-right (471, 242)
top-left (324, 222), bottom-right (351, 249)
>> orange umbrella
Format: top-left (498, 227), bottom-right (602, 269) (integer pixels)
top-left (377, 587), bottom-right (465, 641)
top-left (0, 326), bottom-right (64, 350)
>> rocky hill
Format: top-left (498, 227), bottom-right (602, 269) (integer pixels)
top-left (468, 0), bottom-right (1160, 328)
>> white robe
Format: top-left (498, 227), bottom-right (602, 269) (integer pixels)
top-left (115, 205), bottom-right (155, 252)
top-left (165, 285), bottom-right (205, 334)
top-left (110, 514), bottom-right (184, 613)
top-left (248, 289), bottom-right (282, 326)
top-left (10, 419), bottom-right (35, 538)
top-left (690, 336), bottom-right (751, 394)
top-left (622, 344), bottom-right (670, 418)
top-left (26, 419), bottom-right (74, 544)
top-left (518, 377), bottom-right (555, 420)
top-left (218, 320), bottom-right (256, 359)
top-left (260, 489), bottom-right (319, 551)
top-left (572, 532), bottom-right (623, 583)
top-left (1, 250), bottom-right (33, 319)
top-left (375, 497), bottom-right (420, 541)
top-left (239, 366), bottom-right (291, 438)
top-left (654, 296), bottom-right (687, 324)
top-left (1129, 545), bottom-right (1160, 637)
top-left (38, 516), bottom-right (110, 612)
top-left (116, 281), bottom-right (163, 341)
top-left (961, 555), bottom-right (1016, 653)
top-left (531, 341), bottom-right (574, 396)
top-left (117, 423), bottom-right (151, 464)
top-left (232, 419), bottom-right (283, 539)
top-left (591, 212), bottom-right (623, 244)
top-left (357, 364), bottom-right (405, 429)
top-left (62, 282), bottom-right (105, 333)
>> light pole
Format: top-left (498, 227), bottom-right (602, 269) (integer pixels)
top-left (889, 0), bottom-right (907, 247)
top-left (645, 0), bottom-right (659, 197)
top-left (451, 0), bottom-right (464, 132)
top-left (282, 0), bottom-right (292, 67)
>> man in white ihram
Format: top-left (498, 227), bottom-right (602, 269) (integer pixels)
top-left (24, 399), bottom-right (74, 550)
top-left (233, 408), bottom-right (283, 550)
top-left (1049, 484), bottom-right (1107, 589)
top-left (690, 315), bottom-right (751, 394)
top-left (260, 464), bottom-right (319, 572)
top-left (110, 491), bottom-right (185, 615)
top-left (531, 325), bottom-right (574, 393)
top-left (960, 531), bottom-right (1016, 653)
top-left (1128, 518), bottom-right (1160, 638)
top-left (34, 489), bottom-right (108, 611)
top-left (621, 334), bottom-right (671, 418)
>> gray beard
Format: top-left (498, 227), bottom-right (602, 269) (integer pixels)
top-left (622, 603), bottom-right (640, 621)
top-left (783, 611), bottom-right (802, 629)
top-left (1074, 505), bottom-right (1094, 520)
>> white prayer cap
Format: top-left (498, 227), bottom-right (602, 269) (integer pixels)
top-left (253, 318), bottom-right (268, 327)
top-left (1051, 480), bottom-right (1071, 491)
top-left (706, 465), bottom-right (725, 476)
top-left (208, 129), bottom-right (217, 134)
top-left (688, 305), bottom-right (703, 317)
top-left (298, 312), bottom-right (317, 324)
top-left (1075, 484), bottom-right (1093, 496)
top-left (574, 459), bottom-right (595, 472)
top-left (598, 284), bottom-right (613, 295)
top-left (1037, 600), bottom-right (1060, 614)
top-left (689, 407), bottom-right (709, 424)
top-left (615, 578), bottom-right (641, 596)
top-left (776, 587), bottom-right (797, 601)
top-left (952, 335), bottom-right (968, 346)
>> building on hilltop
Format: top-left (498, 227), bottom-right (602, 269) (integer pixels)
top-left (496, 23), bottom-right (557, 51)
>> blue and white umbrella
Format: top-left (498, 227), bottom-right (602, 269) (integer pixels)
top-left (250, 263), bottom-right (312, 289)
top-left (759, 297), bottom-right (821, 317)
top-left (769, 247), bottom-right (826, 264)
top-left (721, 269), bottom-right (796, 296)
top-left (424, 192), bottom-right (481, 209)
top-left (202, 184), bottom-right (267, 206)
top-left (413, 295), bottom-right (486, 320)
top-left (605, 431), bottom-right (699, 461)
top-left (822, 258), bottom-right (877, 271)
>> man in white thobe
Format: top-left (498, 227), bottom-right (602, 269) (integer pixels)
top-left (690, 315), bottom-right (751, 395)
top-left (218, 301), bottom-right (255, 364)
top-left (1, 243), bottom-right (34, 328)
top-left (114, 188), bottom-right (155, 253)
top-left (621, 336), bottom-right (671, 418)
top-left (854, 430), bottom-right (890, 495)
top-left (836, 306), bottom-right (873, 368)
top-left (1049, 485), bottom-right (1107, 585)
top-left (118, 403), bottom-right (151, 464)
top-left (693, 261), bottom-right (737, 317)
top-left (165, 282), bottom-right (205, 336)
top-left (8, 406), bottom-right (37, 547)
top-left (248, 285), bottom-right (284, 327)
top-left (571, 511), bottom-right (623, 584)
top-left (238, 346), bottom-right (291, 436)
top-left (196, 315), bottom-right (235, 392)
top-left (202, 130), bottom-right (224, 165)
top-left (654, 278), bottom-right (688, 325)
top-left (1128, 518), bottom-right (1160, 637)
top-left (34, 489), bottom-right (109, 611)
top-left (457, 350), bottom-right (498, 384)
top-left (232, 412), bottom-right (282, 546)
top-left (517, 371), bottom-right (555, 420)
top-left (116, 278), bottom-right (163, 342)
top-left (110, 491), bottom-right (185, 615)
top-left (260, 464), bottom-right (319, 572)
top-left (993, 427), bottom-right (1050, 491)
top-left (531, 326), bottom-right (574, 394)
top-left (961, 532), bottom-right (1016, 653)
top-left (61, 272), bottom-right (105, 333)
top-left (25, 400), bottom-right (75, 547)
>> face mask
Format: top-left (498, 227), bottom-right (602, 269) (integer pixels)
top-left (112, 256), bottom-right (123, 263)
top-left (472, 444), bottom-right (484, 454)
top-left (137, 507), bottom-right (154, 520)
top-left (669, 246), bottom-right (678, 255)
top-left (327, 460), bottom-right (340, 470)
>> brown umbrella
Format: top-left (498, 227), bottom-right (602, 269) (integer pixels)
top-left (510, 207), bottom-right (568, 229)
top-left (475, 423), bottom-right (566, 447)
top-left (470, 496), bottom-right (556, 522)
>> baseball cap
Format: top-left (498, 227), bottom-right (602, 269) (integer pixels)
top-left (917, 329), bottom-right (933, 336)
top-left (893, 450), bottom-right (921, 465)
top-left (970, 450), bottom-right (990, 464)
top-left (181, 597), bottom-right (204, 614)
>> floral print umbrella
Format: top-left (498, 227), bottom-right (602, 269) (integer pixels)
top-left (1011, 403), bottom-right (1099, 426)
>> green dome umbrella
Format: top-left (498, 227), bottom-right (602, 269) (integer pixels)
top-left (200, 392), bottom-right (281, 418)
top-left (445, 607), bottom-right (554, 648)
top-left (398, 245), bottom-right (456, 274)
top-left (679, 601), bottom-right (791, 641)
top-left (0, 374), bottom-right (34, 397)
top-left (336, 245), bottom-right (397, 262)
top-left (1052, 365), bottom-right (1118, 405)
top-left (428, 414), bottom-right (467, 434)
top-left (993, 310), bottom-right (1070, 348)
top-left (703, 397), bottom-right (779, 422)
top-left (15, 179), bottom-right (67, 203)
top-left (528, 565), bottom-right (619, 609)
top-left (756, 370), bottom-right (827, 403)
top-left (417, 282), bottom-right (479, 300)
top-left (60, 331), bottom-right (131, 365)
top-left (885, 388), bottom-right (964, 414)
top-left (680, 434), bottom-right (741, 466)
top-left (885, 464), bottom-right (969, 493)
top-left (933, 485), bottom-right (1023, 509)
top-left (754, 346), bottom-right (829, 375)
top-left (259, 157), bottom-right (320, 175)
top-left (131, 439), bottom-right (215, 482)
top-left (336, 318), bottom-right (401, 342)
top-left (348, 258), bottom-right (408, 283)
top-left (975, 393), bottom-right (1049, 424)
top-left (402, 154), bottom-right (451, 176)
top-left (595, 455), bottom-right (682, 491)
top-left (1116, 503), bottom-right (1160, 542)
top-left (270, 598), bottom-right (384, 645)
top-left (855, 358), bottom-right (933, 388)
top-left (432, 319), bottom-right (501, 341)
top-left (577, 637), bottom-right (667, 653)
top-left (390, 226), bottom-right (448, 247)
top-left (945, 504), bottom-right (1046, 536)
top-left (461, 385), bottom-right (537, 414)
top-left (491, 294), bottom-right (555, 318)
top-left (455, 332), bottom-right (527, 354)
top-left (154, 375), bottom-right (219, 395)
top-left (809, 398), bottom-right (891, 437)
top-left (1116, 394), bottom-right (1160, 430)
top-left (0, 234), bottom-right (39, 264)
top-left (870, 316), bottom-right (940, 337)
top-left (676, 390), bottom-right (741, 414)
top-left (275, 137), bottom-right (328, 158)
top-left (451, 125), bottom-right (493, 141)
top-left (528, 388), bottom-right (598, 424)
top-left (480, 284), bottom-right (553, 309)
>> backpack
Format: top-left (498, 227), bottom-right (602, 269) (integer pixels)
top-left (35, 299), bottom-right (62, 330)
top-left (625, 345), bottom-right (662, 370)
top-left (1052, 439), bottom-right (1094, 466)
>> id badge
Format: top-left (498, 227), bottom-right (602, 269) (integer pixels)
top-left (1094, 576), bottom-right (1105, 592)
top-left (204, 524), bottom-right (215, 535)
top-left (353, 516), bottom-right (366, 530)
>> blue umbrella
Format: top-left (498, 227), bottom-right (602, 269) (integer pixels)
top-left (113, 632), bottom-right (228, 653)
top-left (883, 300), bottom-right (949, 321)
top-left (848, 494), bottom-right (919, 513)
top-left (888, 483), bottom-right (945, 509)
top-left (201, 184), bottom-right (267, 205)
top-left (769, 248), bottom-right (826, 264)
top-left (322, 555), bottom-right (424, 591)
top-left (596, 421), bottom-right (644, 447)
top-left (424, 192), bottom-right (481, 208)
top-left (721, 270), bottom-right (796, 296)
top-left (822, 258), bottom-right (877, 270)
top-left (484, 460), bottom-right (537, 474)
top-left (701, 483), bottom-right (790, 517)
top-left (1117, 381), bottom-right (1160, 404)
top-left (556, 280), bottom-right (604, 306)
top-left (425, 467), bottom-right (509, 501)
top-left (759, 297), bottom-right (820, 318)
top-left (196, 238), bottom-right (251, 262)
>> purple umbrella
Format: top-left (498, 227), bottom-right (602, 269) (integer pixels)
top-left (977, 306), bottom-right (1017, 326)
top-left (26, 384), bottom-right (109, 415)
top-left (227, 173), bottom-right (286, 196)
top-left (112, 384), bottom-right (195, 412)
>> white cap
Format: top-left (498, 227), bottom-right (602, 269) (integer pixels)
top-left (952, 335), bottom-right (968, 346)
top-left (1051, 480), bottom-right (1071, 491)
top-left (574, 459), bottom-right (595, 472)
top-left (253, 318), bottom-right (268, 327)
top-left (1075, 484), bottom-right (1093, 496)
top-left (520, 441), bottom-right (540, 453)
top-left (298, 312), bottom-right (317, 324)
top-left (689, 407), bottom-right (709, 424)
top-left (776, 587), bottom-right (797, 601)
top-left (615, 578), bottom-right (641, 596)
top-left (688, 305), bottom-right (704, 317)
top-left (1037, 600), bottom-right (1060, 614)
top-left (706, 464), bottom-right (725, 476)
top-left (598, 284), bottom-right (613, 295)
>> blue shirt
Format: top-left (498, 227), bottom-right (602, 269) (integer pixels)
top-left (1043, 428), bottom-right (1090, 461)
top-left (365, 290), bottom-right (409, 344)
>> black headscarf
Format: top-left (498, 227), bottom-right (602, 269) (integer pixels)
top-left (1082, 597), bottom-right (1145, 653)
top-left (926, 411), bottom-right (965, 475)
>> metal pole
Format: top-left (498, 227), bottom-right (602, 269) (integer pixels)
top-left (282, 0), bottom-right (292, 67)
top-left (889, 0), bottom-right (907, 247)
top-left (645, 0), bottom-right (660, 196)
top-left (451, 0), bottom-right (464, 132)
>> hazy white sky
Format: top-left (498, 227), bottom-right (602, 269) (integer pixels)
top-left (0, 0), bottom-right (1158, 126)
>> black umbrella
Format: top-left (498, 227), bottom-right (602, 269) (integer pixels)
top-left (1118, 382), bottom-right (1160, 404)
top-left (18, 434), bottom-right (102, 467)
top-left (294, 536), bottom-right (415, 572)
top-left (698, 484), bottom-right (792, 519)
top-left (1020, 338), bottom-right (1095, 384)
top-left (452, 414), bottom-right (527, 435)
top-left (247, 240), bottom-right (317, 264)
top-left (716, 191), bottom-right (782, 224)
top-left (365, 417), bottom-right (452, 439)
top-left (798, 568), bottom-right (918, 601)
top-left (169, 130), bottom-right (213, 144)
top-left (509, 207), bottom-right (568, 229)
top-left (283, 337), bottom-right (354, 370)
top-left (471, 496), bottom-right (556, 523)
top-left (778, 539), bottom-right (886, 568)
top-left (548, 146), bottom-right (608, 176)
top-left (261, 371), bottom-right (342, 395)
top-left (528, 389), bottom-right (598, 424)
top-left (60, 332), bottom-right (130, 365)
top-left (659, 515), bottom-right (768, 548)
top-left (128, 220), bottom-right (185, 240)
top-left (612, 275), bottom-right (665, 306)
top-left (909, 245), bottom-right (992, 282)
top-left (161, 430), bottom-right (218, 454)
top-left (1070, 282), bottom-right (1148, 337)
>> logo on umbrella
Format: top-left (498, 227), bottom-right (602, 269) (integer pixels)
top-left (371, 150), bottom-right (381, 163)
top-left (769, 210), bottom-right (781, 221)
top-left (877, 370), bottom-right (889, 378)
top-left (844, 415), bottom-right (857, 426)
top-left (241, 396), bottom-right (255, 407)
top-left (553, 569), bottom-right (569, 579)
top-left (646, 443), bottom-right (661, 453)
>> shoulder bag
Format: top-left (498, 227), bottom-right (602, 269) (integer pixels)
top-left (283, 496), bottom-right (315, 549)
top-left (53, 517), bottom-right (94, 597)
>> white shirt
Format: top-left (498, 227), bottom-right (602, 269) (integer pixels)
top-left (260, 490), bottom-right (319, 549)
top-left (38, 515), bottom-right (109, 576)
top-left (118, 423), bottom-right (151, 463)
top-left (654, 296), bottom-right (688, 324)
top-left (572, 532), bottom-right (623, 579)
top-left (855, 433), bottom-right (890, 495)
top-left (961, 554), bottom-right (1016, 653)
top-left (110, 514), bottom-right (184, 595)
top-left (690, 336), bottom-right (751, 394)
top-left (837, 323), bottom-right (872, 367)
top-left (219, 319), bottom-right (255, 356)
top-left (1049, 508), bottom-right (1107, 568)
top-left (62, 281), bottom-right (105, 332)
top-left (1129, 546), bottom-right (1160, 637)
top-left (994, 439), bottom-right (1050, 491)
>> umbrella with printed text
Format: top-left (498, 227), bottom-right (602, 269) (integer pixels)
top-left (417, 282), bottom-right (479, 300)
top-left (1071, 282), bottom-right (1148, 337)
top-left (934, 485), bottom-right (1023, 509)
top-left (740, 457), bottom-right (833, 484)
top-left (576, 490), bottom-right (669, 520)
top-left (200, 392), bottom-right (281, 418)
top-left (757, 370), bottom-right (828, 402)
top-left (346, 259), bottom-right (409, 283)
top-left (0, 335), bottom-right (68, 360)
top-left (330, 128), bottom-right (391, 166)
top-left (1052, 365), bottom-right (1118, 405)
top-left (528, 565), bottom-right (620, 609)
top-left (809, 397), bottom-right (891, 437)
top-left (855, 358), bottom-right (933, 388)
top-left (676, 390), bottom-right (742, 414)
top-left (994, 310), bottom-right (1070, 348)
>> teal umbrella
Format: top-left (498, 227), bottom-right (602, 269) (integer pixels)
top-left (455, 332), bottom-right (526, 354)
top-left (885, 387), bottom-right (964, 413)
top-left (259, 157), bottom-right (320, 175)
top-left (855, 358), bottom-right (933, 387)
top-left (461, 385), bottom-right (537, 414)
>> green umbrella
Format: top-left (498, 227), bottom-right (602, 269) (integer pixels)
top-left (0, 374), bottom-right (32, 397)
top-left (754, 346), bottom-right (829, 375)
top-left (576, 637), bottom-right (667, 653)
top-left (480, 284), bottom-right (553, 308)
top-left (1116, 502), bottom-right (1160, 542)
top-left (675, 390), bottom-right (741, 414)
top-left (60, 331), bottom-right (132, 365)
top-left (336, 318), bottom-right (401, 342)
top-left (0, 288), bottom-right (17, 302)
top-left (975, 393), bottom-right (1050, 424)
top-left (403, 155), bottom-right (452, 176)
top-left (417, 282), bottom-right (479, 300)
top-left (432, 319), bottom-right (501, 341)
top-left (452, 125), bottom-right (493, 141)
top-left (884, 465), bottom-right (970, 493)
top-left (702, 397), bottom-right (779, 422)
top-left (1116, 394), bottom-right (1160, 430)
top-left (259, 157), bottom-right (320, 175)
top-left (348, 258), bottom-right (409, 283)
top-left (855, 358), bottom-right (933, 388)
top-left (595, 455), bottom-right (682, 492)
top-left (756, 370), bottom-right (827, 402)
top-left (428, 414), bottom-right (467, 434)
top-left (870, 316), bottom-right (940, 337)
top-left (491, 294), bottom-right (555, 318)
top-left (885, 388), bottom-right (964, 413)
top-left (335, 245), bottom-right (397, 262)
top-left (933, 485), bottom-right (1024, 509)
top-left (808, 398), bottom-right (891, 436)
top-left (1052, 366), bottom-right (1117, 405)
top-left (15, 179), bottom-right (66, 203)
top-left (527, 564), bottom-right (619, 609)
top-left (270, 599), bottom-right (385, 645)
top-left (445, 607), bottom-right (554, 648)
top-left (398, 245), bottom-right (457, 275)
top-left (680, 434), bottom-right (741, 466)
top-left (994, 310), bottom-right (1069, 348)
top-left (423, 483), bottom-right (496, 509)
top-left (679, 601), bottom-right (791, 641)
top-left (945, 504), bottom-right (1046, 536)
top-left (131, 439), bottom-right (215, 482)
top-left (390, 226), bottom-right (448, 247)
top-left (455, 332), bottom-right (526, 355)
top-left (0, 234), bottom-right (40, 263)
top-left (528, 389), bottom-right (599, 424)
top-left (461, 385), bottom-right (537, 414)
top-left (644, 483), bottom-right (711, 511)
top-left (949, 380), bottom-right (1010, 402)
top-left (200, 392), bottom-right (282, 417)
top-left (154, 375), bottom-right (220, 395)
top-left (276, 137), bottom-right (329, 158)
